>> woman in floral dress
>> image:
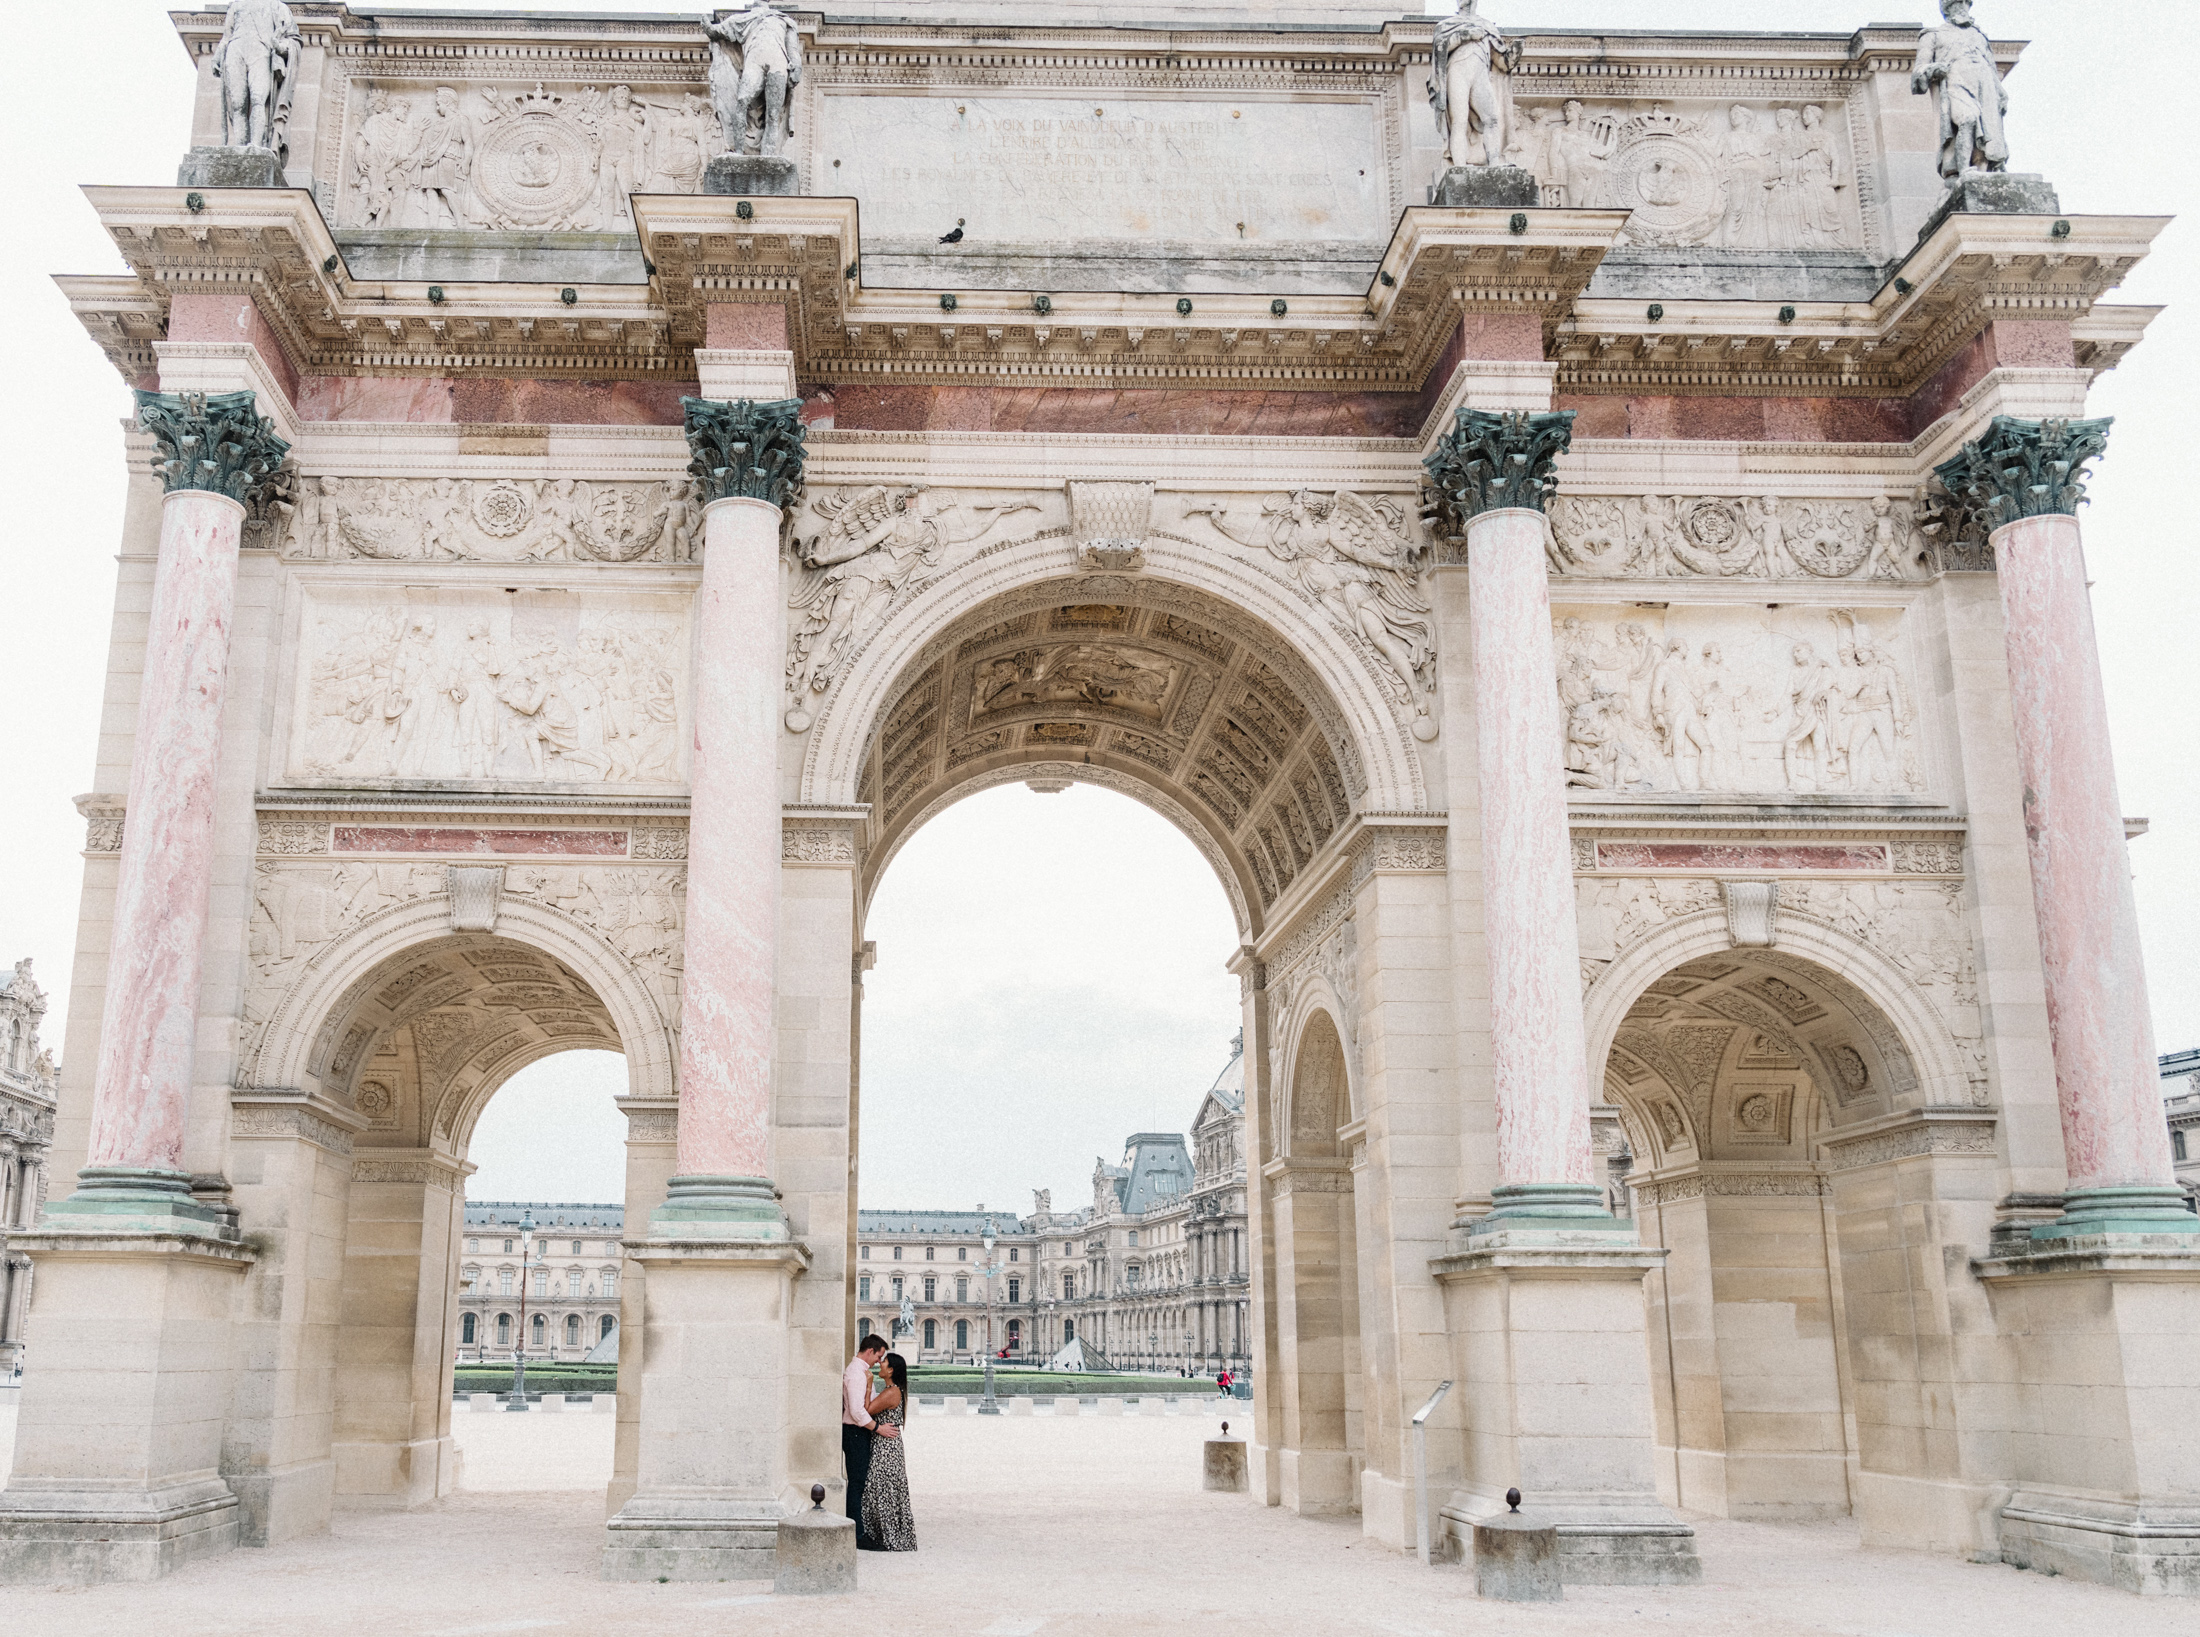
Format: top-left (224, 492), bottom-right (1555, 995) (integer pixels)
top-left (859, 1351), bottom-right (917, 1551)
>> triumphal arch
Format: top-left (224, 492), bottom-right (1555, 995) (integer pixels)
top-left (4, 0), bottom-right (2196, 1599)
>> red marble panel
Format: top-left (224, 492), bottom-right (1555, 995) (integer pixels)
top-left (295, 375), bottom-right (459, 423)
top-left (448, 378), bottom-right (695, 425)
top-left (706, 302), bottom-right (789, 350)
top-left (823, 383), bottom-right (1432, 437)
top-left (1593, 841), bottom-right (1890, 872)
top-left (166, 291), bottom-right (301, 409)
top-left (333, 826), bottom-right (629, 856)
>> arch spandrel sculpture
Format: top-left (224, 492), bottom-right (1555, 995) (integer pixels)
top-left (11, 0), bottom-right (2198, 1604)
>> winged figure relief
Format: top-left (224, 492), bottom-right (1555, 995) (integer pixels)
top-left (1189, 489), bottom-right (1435, 721)
top-left (783, 486), bottom-right (1041, 729)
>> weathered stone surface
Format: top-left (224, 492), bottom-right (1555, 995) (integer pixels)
top-left (177, 147), bottom-right (285, 189)
top-left (1917, 173), bottom-right (2062, 240)
top-left (1428, 165), bottom-right (1540, 209)
top-left (1474, 1511), bottom-right (1562, 1602)
top-left (774, 1506), bottom-right (857, 1595)
top-left (704, 155), bottom-right (799, 197)
top-left (1203, 1438), bottom-right (1249, 1493)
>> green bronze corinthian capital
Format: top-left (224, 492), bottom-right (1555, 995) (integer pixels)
top-left (682, 396), bottom-right (808, 510)
top-left (1932, 414), bottom-right (2113, 533)
top-left (1422, 407), bottom-right (1575, 534)
top-left (134, 388), bottom-right (291, 503)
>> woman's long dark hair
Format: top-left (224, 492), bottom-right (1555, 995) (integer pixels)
top-left (883, 1352), bottom-right (909, 1394)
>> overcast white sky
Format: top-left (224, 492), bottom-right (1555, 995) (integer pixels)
top-left (4, 2), bottom-right (2194, 1212)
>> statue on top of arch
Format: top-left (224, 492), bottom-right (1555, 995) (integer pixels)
top-left (213, 0), bottom-right (301, 158)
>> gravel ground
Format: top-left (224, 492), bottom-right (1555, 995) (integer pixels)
top-left (2, 1397), bottom-right (2191, 1637)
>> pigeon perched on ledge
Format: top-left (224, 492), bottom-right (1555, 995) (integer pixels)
top-left (939, 219), bottom-right (966, 243)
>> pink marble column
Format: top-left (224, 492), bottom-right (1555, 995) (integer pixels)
top-left (674, 495), bottom-right (785, 1190)
top-left (1466, 507), bottom-right (1599, 1210)
top-left (1992, 510), bottom-right (2179, 1211)
top-left (83, 489), bottom-right (247, 1183)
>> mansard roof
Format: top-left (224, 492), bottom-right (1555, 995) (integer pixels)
top-left (464, 1200), bottom-right (624, 1231)
top-left (858, 1209), bottom-right (1036, 1236)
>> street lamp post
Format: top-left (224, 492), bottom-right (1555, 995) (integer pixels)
top-left (507, 1209), bottom-right (537, 1411)
top-left (978, 1214), bottom-right (1001, 1415)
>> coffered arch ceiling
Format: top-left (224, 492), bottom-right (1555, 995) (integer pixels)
top-left (308, 933), bottom-right (622, 1152)
top-left (1600, 950), bottom-right (1915, 1167)
top-left (855, 581), bottom-right (1363, 937)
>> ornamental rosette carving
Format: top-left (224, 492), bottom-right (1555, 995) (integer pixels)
top-left (1422, 407), bottom-right (1576, 530)
top-left (1931, 415), bottom-right (2112, 536)
top-left (134, 389), bottom-right (292, 504)
top-left (682, 396), bottom-right (807, 510)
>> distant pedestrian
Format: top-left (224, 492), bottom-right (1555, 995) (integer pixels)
top-left (1217, 1369), bottom-right (1232, 1396)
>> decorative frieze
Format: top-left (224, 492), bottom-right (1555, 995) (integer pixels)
top-left (1631, 1169), bottom-right (1827, 1207)
top-left (1546, 493), bottom-right (1920, 583)
top-left (231, 1103), bottom-right (356, 1156)
top-left (1819, 1109), bottom-right (1997, 1171)
top-left (293, 475), bottom-right (700, 564)
top-left (782, 820), bottom-right (858, 865)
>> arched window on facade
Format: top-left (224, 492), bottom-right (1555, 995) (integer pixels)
top-left (565, 1313), bottom-right (581, 1345)
top-left (599, 1314), bottom-right (616, 1340)
top-left (1064, 1318), bottom-right (1075, 1343)
top-left (496, 1313), bottom-right (512, 1346)
top-left (532, 1312), bottom-right (547, 1346)
top-left (858, 1317), bottom-right (872, 1341)
top-left (461, 1312), bottom-right (477, 1345)
top-left (1006, 1319), bottom-right (1021, 1351)
top-left (955, 1319), bottom-right (969, 1350)
top-left (923, 1318), bottom-right (937, 1350)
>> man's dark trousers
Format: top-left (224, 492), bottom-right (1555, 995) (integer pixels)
top-left (842, 1423), bottom-right (873, 1542)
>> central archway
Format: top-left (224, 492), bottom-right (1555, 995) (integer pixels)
top-left (845, 576), bottom-right (1381, 937)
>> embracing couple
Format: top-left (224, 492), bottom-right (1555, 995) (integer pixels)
top-left (841, 1334), bottom-right (916, 1551)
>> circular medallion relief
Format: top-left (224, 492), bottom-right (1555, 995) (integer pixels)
top-left (473, 113), bottom-right (596, 229)
top-left (472, 480), bottom-right (534, 538)
top-left (1609, 127), bottom-right (1721, 246)
top-left (1682, 499), bottom-right (1742, 552)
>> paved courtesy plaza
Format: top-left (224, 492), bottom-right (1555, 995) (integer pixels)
top-left (1, 1398), bottom-right (2191, 1637)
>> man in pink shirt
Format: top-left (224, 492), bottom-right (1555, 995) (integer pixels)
top-left (842, 1333), bottom-right (895, 1539)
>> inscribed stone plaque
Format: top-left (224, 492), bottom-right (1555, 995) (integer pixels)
top-left (817, 94), bottom-right (1388, 243)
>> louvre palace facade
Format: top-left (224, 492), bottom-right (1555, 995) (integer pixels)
top-left (3, 0), bottom-right (2198, 1602)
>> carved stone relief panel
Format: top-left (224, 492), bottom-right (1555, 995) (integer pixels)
top-left (1553, 604), bottom-right (1921, 797)
top-left (339, 81), bottom-right (720, 232)
top-left (294, 476), bottom-right (700, 565)
top-left (1511, 100), bottom-right (1863, 251)
top-left (1546, 494), bottom-right (1921, 583)
top-left (784, 485), bottom-right (1060, 733)
top-left (286, 588), bottom-right (690, 790)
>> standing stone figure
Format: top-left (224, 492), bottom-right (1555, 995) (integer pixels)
top-left (705, 3), bottom-right (804, 159)
top-left (213, 0), bottom-right (301, 153)
top-left (1427, 0), bottom-right (1518, 168)
top-left (1911, 0), bottom-right (2009, 183)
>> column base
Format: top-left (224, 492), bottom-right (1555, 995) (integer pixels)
top-left (1465, 1183), bottom-right (1637, 1249)
top-left (601, 1500), bottom-right (783, 1581)
top-left (1997, 1492), bottom-right (2200, 1596)
top-left (648, 1174), bottom-right (791, 1242)
top-left (0, 1478), bottom-right (240, 1585)
top-left (2029, 1186), bottom-right (2200, 1241)
top-left (42, 1167), bottom-right (240, 1240)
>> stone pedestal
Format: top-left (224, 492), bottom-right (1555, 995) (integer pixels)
top-left (1204, 1438), bottom-right (1250, 1493)
top-left (1975, 1239), bottom-right (2200, 1595)
top-left (1917, 172), bottom-right (2061, 240)
top-left (600, 1240), bottom-right (811, 1581)
top-left (176, 147), bottom-right (285, 189)
top-left (1432, 1246), bottom-right (1700, 1585)
top-left (0, 1228), bottom-right (255, 1583)
top-left (1475, 1508), bottom-right (1562, 1601)
top-left (774, 1497), bottom-right (857, 1595)
top-left (1429, 164), bottom-right (1540, 208)
top-left (705, 155), bottom-right (800, 197)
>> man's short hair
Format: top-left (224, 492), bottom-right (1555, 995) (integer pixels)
top-left (858, 1334), bottom-right (889, 1355)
